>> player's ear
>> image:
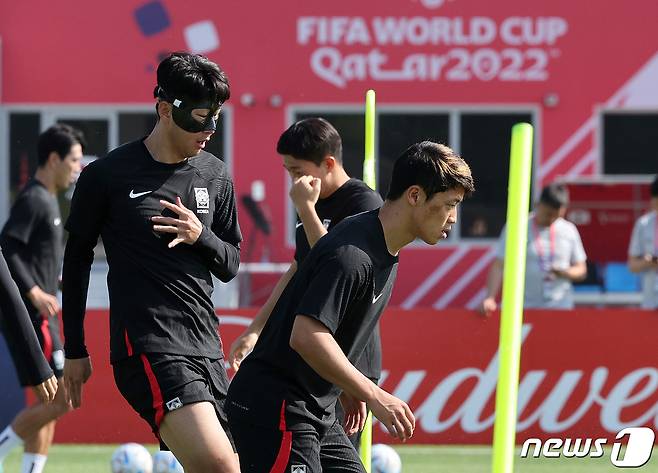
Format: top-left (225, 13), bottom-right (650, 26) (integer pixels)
top-left (157, 100), bottom-right (172, 119)
top-left (47, 151), bottom-right (61, 169)
top-left (406, 186), bottom-right (422, 206)
top-left (323, 155), bottom-right (335, 171)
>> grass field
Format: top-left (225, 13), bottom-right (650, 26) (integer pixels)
top-left (2, 444), bottom-right (656, 472)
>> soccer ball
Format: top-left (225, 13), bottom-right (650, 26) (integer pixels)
top-left (110, 443), bottom-right (153, 473)
top-left (152, 450), bottom-right (184, 473)
top-left (371, 443), bottom-right (402, 473)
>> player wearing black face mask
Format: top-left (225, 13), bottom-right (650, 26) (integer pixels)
top-left (62, 52), bottom-right (242, 473)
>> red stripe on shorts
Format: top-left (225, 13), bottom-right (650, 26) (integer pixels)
top-left (140, 354), bottom-right (165, 428)
top-left (40, 316), bottom-right (53, 362)
top-left (270, 401), bottom-right (292, 473)
top-left (124, 329), bottom-right (133, 356)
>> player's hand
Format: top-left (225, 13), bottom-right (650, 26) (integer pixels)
top-left (228, 331), bottom-right (259, 372)
top-left (63, 357), bottom-right (92, 408)
top-left (289, 176), bottom-right (321, 211)
top-left (479, 297), bottom-right (497, 317)
top-left (339, 391), bottom-right (367, 436)
top-left (31, 375), bottom-right (58, 404)
top-left (27, 286), bottom-right (60, 318)
top-left (152, 197), bottom-right (203, 248)
top-left (368, 388), bottom-right (415, 442)
top-left (549, 267), bottom-right (568, 280)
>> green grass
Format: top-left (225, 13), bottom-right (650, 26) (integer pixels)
top-left (1, 444), bottom-right (656, 472)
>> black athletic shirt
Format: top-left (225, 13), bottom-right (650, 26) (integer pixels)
top-left (294, 178), bottom-right (383, 381)
top-left (0, 179), bottom-right (63, 320)
top-left (0, 249), bottom-right (54, 385)
top-left (227, 210), bottom-right (398, 433)
top-left (62, 139), bottom-right (242, 362)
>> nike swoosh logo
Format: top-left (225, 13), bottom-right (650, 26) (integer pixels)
top-left (373, 292), bottom-right (384, 304)
top-left (129, 190), bottom-right (153, 199)
top-left (295, 222), bottom-right (304, 228)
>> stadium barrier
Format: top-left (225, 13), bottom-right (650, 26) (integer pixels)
top-left (3, 308), bottom-right (655, 445)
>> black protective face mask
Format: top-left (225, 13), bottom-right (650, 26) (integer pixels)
top-left (170, 98), bottom-right (221, 133)
top-left (155, 86), bottom-right (221, 133)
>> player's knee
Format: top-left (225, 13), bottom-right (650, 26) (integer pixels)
top-left (51, 395), bottom-right (73, 417)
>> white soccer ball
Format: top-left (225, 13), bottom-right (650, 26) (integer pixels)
top-left (371, 443), bottom-right (402, 473)
top-left (152, 450), bottom-right (184, 473)
top-left (110, 443), bottom-right (153, 473)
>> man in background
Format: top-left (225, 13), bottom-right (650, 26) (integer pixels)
top-left (627, 175), bottom-right (658, 309)
top-left (481, 183), bottom-right (587, 315)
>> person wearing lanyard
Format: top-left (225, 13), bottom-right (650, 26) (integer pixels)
top-left (480, 183), bottom-right (587, 316)
top-left (627, 175), bottom-right (658, 309)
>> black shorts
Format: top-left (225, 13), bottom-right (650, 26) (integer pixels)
top-left (112, 353), bottom-right (234, 450)
top-left (229, 404), bottom-right (365, 473)
top-left (8, 314), bottom-right (64, 385)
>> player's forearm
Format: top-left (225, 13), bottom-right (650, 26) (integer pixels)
top-left (297, 204), bottom-right (328, 248)
top-left (1, 237), bottom-right (37, 295)
top-left (290, 316), bottom-right (378, 403)
top-left (193, 226), bottom-right (240, 282)
top-left (62, 233), bottom-right (95, 359)
top-left (0, 251), bottom-right (54, 385)
top-left (248, 262), bottom-right (297, 335)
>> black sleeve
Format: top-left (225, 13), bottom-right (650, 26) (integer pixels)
top-left (193, 177), bottom-right (242, 282)
top-left (62, 161), bottom-right (108, 359)
top-left (0, 249), bottom-right (54, 385)
top-left (0, 236), bottom-right (37, 295)
top-left (1, 192), bottom-right (41, 245)
top-left (294, 250), bottom-right (371, 334)
top-left (293, 223), bottom-right (310, 265)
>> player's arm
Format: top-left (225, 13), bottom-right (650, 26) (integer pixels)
top-left (61, 161), bottom-right (107, 408)
top-left (551, 260), bottom-right (587, 282)
top-left (0, 250), bottom-right (57, 402)
top-left (291, 176), bottom-right (326, 247)
top-left (228, 260), bottom-right (297, 370)
top-left (290, 315), bottom-right (415, 441)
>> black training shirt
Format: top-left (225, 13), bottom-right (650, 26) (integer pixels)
top-left (62, 139), bottom-right (242, 362)
top-left (0, 179), bottom-right (63, 319)
top-left (227, 209), bottom-right (398, 432)
top-left (294, 178), bottom-right (384, 380)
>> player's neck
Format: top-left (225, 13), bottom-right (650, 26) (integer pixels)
top-left (378, 201), bottom-right (412, 256)
top-left (34, 168), bottom-right (57, 194)
top-left (144, 127), bottom-right (188, 164)
top-left (322, 168), bottom-right (350, 197)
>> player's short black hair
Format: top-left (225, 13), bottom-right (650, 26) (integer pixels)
top-left (153, 52), bottom-right (230, 107)
top-left (386, 141), bottom-right (474, 201)
top-left (276, 117), bottom-right (342, 166)
top-left (651, 175), bottom-right (658, 197)
top-left (37, 124), bottom-right (85, 167)
top-left (539, 183), bottom-right (569, 209)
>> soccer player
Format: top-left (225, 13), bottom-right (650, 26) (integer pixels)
top-left (62, 53), bottom-right (242, 473)
top-left (228, 117), bottom-right (383, 444)
top-left (0, 124), bottom-right (83, 473)
top-left (227, 141), bottom-right (474, 473)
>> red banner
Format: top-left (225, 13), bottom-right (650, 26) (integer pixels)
top-left (52, 308), bottom-right (658, 445)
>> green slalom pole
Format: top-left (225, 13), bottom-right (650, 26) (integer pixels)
top-left (491, 123), bottom-right (534, 473)
top-left (360, 89), bottom-right (376, 473)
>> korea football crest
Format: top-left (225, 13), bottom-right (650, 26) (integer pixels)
top-left (194, 187), bottom-right (210, 214)
top-left (291, 466), bottom-right (306, 473)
